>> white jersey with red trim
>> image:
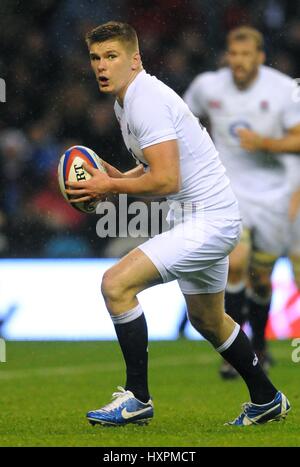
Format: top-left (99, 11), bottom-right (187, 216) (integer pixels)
top-left (184, 65), bottom-right (300, 207)
top-left (114, 70), bottom-right (239, 216)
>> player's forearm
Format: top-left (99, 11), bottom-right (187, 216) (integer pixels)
top-left (123, 164), bottom-right (145, 178)
top-left (102, 162), bottom-right (145, 179)
top-left (109, 171), bottom-right (179, 196)
top-left (261, 135), bottom-right (300, 154)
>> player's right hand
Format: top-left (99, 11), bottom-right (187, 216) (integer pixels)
top-left (237, 129), bottom-right (264, 152)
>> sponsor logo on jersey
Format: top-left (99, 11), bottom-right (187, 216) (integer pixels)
top-left (208, 99), bottom-right (222, 109)
top-left (260, 100), bottom-right (269, 111)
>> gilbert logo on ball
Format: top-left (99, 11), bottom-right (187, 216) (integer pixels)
top-left (58, 145), bottom-right (107, 213)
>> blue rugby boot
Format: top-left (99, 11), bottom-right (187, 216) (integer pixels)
top-left (87, 386), bottom-right (154, 426)
top-left (226, 391), bottom-right (291, 426)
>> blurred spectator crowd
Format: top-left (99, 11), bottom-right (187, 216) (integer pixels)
top-left (1, 0), bottom-right (300, 258)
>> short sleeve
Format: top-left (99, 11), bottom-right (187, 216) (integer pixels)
top-left (128, 96), bottom-right (177, 149)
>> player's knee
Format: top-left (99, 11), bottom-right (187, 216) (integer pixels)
top-left (101, 269), bottom-right (138, 312)
top-left (101, 270), bottom-right (126, 304)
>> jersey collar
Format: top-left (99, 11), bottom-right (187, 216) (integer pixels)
top-left (123, 69), bottom-right (146, 105)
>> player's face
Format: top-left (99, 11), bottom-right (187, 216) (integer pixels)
top-left (227, 39), bottom-right (265, 89)
top-left (89, 40), bottom-right (140, 101)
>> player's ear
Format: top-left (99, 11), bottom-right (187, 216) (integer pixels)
top-left (131, 51), bottom-right (141, 70)
top-left (259, 50), bottom-right (266, 65)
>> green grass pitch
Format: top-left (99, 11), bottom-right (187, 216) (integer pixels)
top-left (0, 339), bottom-right (299, 447)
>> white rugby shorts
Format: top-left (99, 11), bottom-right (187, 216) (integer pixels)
top-left (238, 198), bottom-right (290, 256)
top-left (138, 207), bottom-right (242, 295)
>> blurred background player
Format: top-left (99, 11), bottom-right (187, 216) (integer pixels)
top-left (184, 26), bottom-right (300, 378)
top-left (66, 21), bottom-right (290, 427)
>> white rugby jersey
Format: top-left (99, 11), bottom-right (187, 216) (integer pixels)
top-left (114, 70), bottom-right (238, 215)
top-left (184, 65), bottom-right (300, 205)
top-left (284, 154), bottom-right (300, 191)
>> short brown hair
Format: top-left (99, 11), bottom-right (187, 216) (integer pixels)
top-left (85, 21), bottom-right (139, 52)
top-left (227, 26), bottom-right (264, 51)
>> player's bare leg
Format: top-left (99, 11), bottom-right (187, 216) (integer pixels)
top-left (101, 247), bottom-right (162, 315)
top-left (184, 291), bottom-right (290, 425)
top-left (87, 248), bottom-right (163, 426)
top-left (101, 247), bottom-right (162, 395)
top-left (184, 291), bottom-right (235, 346)
top-left (227, 236), bottom-right (250, 325)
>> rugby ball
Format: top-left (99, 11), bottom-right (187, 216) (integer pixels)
top-left (58, 145), bottom-right (107, 213)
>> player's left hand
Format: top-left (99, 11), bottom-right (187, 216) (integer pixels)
top-left (65, 162), bottom-right (112, 203)
top-left (237, 129), bottom-right (264, 152)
